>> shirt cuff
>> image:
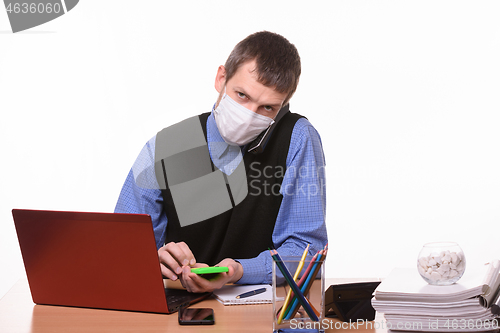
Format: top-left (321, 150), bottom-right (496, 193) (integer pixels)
top-left (234, 252), bottom-right (273, 285)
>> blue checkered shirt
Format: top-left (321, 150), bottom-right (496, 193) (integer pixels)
top-left (115, 111), bottom-right (327, 284)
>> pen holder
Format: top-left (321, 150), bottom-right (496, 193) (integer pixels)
top-left (272, 256), bottom-right (326, 333)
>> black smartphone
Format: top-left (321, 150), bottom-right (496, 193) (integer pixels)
top-left (178, 307), bottom-right (215, 325)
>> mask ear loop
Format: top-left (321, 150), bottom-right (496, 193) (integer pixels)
top-left (214, 87), bottom-right (228, 112)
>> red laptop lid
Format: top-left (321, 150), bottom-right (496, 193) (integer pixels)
top-left (12, 209), bottom-right (170, 313)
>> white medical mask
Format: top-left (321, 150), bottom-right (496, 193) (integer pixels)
top-left (213, 93), bottom-right (275, 146)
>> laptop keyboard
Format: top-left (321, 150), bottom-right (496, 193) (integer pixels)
top-left (166, 294), bottom-right (185, 305)
top-left (164, 288), bottom-right (212, 311)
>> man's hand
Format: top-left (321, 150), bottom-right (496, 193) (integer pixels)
top-left (158, 241), bottom-right (196, 281)
top-left (179, 258), bottom-right (243, 293)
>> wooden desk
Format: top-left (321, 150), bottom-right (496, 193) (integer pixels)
top-left (0, 279), bottom-right (386, 333)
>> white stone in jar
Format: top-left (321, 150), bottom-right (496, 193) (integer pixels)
top-left (418, 250), bottom-right (465, 284)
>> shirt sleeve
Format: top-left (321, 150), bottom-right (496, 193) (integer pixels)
top-left (236, 118), bottom-right (328, 284)
top-left (114, 135), bottom-right (168, 250)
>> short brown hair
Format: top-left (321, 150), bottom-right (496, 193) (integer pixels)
top-left (224, 31), bottom-right (301, 105)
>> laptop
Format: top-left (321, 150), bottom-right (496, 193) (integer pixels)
top-left (11, 209), bottom-right (211, 314)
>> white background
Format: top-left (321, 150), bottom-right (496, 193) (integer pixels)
top-left (1, 1), bottom-right (499, 299)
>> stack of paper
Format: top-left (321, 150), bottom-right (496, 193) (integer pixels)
top-left (372, 263), bottom-right (500, 332)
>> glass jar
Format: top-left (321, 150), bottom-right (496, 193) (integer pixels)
top-left (417, 242), bottom-right (466, 285)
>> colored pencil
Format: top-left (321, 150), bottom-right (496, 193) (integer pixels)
top-left (284, 246), bottom-right (327, 320)
top-left (278, 251), bottom-right (319, 318)
top-left (277, 244), bottom-right (309, 324)
top-left (270, 250), bottom-right (319, 321)
top-left (283, 244), bottom-right (328, 319)
top-left (282, 251), bottom-right (324, 319)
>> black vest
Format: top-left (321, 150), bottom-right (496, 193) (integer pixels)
top-left (157, 111), bottom-right (303, 265)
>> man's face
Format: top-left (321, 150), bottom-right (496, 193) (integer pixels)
top-left (214, 60), bottom-right (287, 120)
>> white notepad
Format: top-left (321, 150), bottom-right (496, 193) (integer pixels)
top-left (213, 284), bottom-right (273, 305)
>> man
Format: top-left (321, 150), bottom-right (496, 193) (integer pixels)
top-left (115, 31), bottom-right (327, 293)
